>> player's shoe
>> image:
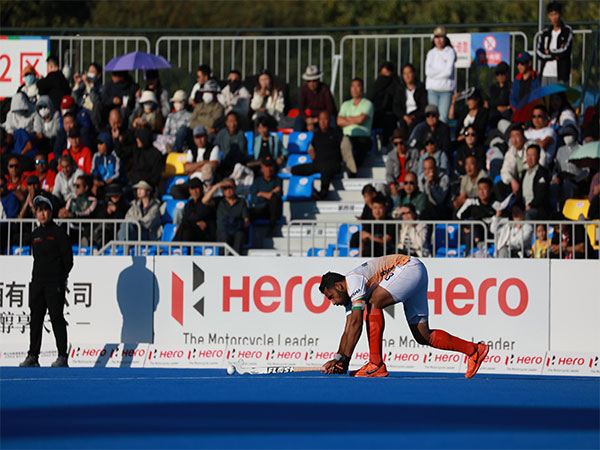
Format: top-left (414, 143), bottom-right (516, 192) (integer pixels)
top-left (465, 342), bottom-right (489, 378)
top-left (350, 362), bottom-right (388, 377)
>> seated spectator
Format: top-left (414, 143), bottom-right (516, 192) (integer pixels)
top-left (52, 111), bottom-right (77, 162)
top-left (59, 94), bottom-right (95, 150)
top-left (290, 110), bottom-right (342, 200)
top-left (4, 156), bottom-right (29, 202)
top-left (249, 117), bottom-right (287, 170)
top-left (351, 194), bottom-right (393, 257)
top-left (58, 174), bottom-right (97, 219)
top-left (337, 78), bottom-right (374, 176)
top-left (63, 126), bottom-right (93, 174)
top-left (17, 64), bottom-right (40, 105)
top-left (453, 155), bottom-right (488, 211)
top-left (491, 202), bottom-right (533, 258)
top-left (36, 56), bottom-right (70, 113)
top-left (0, 177), bottom-right (20, 219)
top-left (101, 70), bottom-right (139, 123)
top-left (250, 70), bottom-right (285, 128)
top-left (531, 223), bottom-right (550, 258)
top-left (549, 92), bottom-right (581, 140)
top-left (214, 112), bottom-right (248, 179)
top-left (455, 125), bottom-right (486, 175)
top-left (419, 156), bottom-right (450, 219)
top-left (91, 132), bottom-right (122, 197)
top-left (52, 155), bottom-right (84, 205)
top-left (393, 63), bottom-right (427, 136)
top-left (33, 152), bottom-right (56, 193)
top-left (396, 203), bottom-right (429, 257)
top-left (156, 90), bottom-right (192, 154)
top-left (449, 88), bottom-right (488, 146)
top-left (173, 178), bottom-right (216, 242)
top-left (485, 61), bottom-right (512, 127)
top-left (509, 51), bottom-right (541, 110)
top-left (525, 105), bottom-right (557, 164)
top-left (131, 90), bottom-right (164, 134)
top-left (203, 178), bottom-right (250, 255)
top-left (356, 184), bottom-right (377, 220)
top-left (551, 125), bottom-right (588, 209)
top-left (295, 65), bottom-right (337, 132)
top-left (370, 61), bottom-right (401, 145)
top-left (190, 79), bottom-right (224, 135)
top-left (33, 96), bottom-right (60, 153)
top-left (417, 134), bottom-right (449, 177)
top-left (457, 177), bottom-right (495, 254)
top-left (93, 183), bottom-right (128, 246)
top-left (72, 63), bottom-right (103, 129)
top-left (17, 175), bottom-right (60, 219)
top-left (550, 221), bottom-right (597, 259)
top-left (218, 70), bottom-right (251, 129)
top-left (588, 171), bottom-right (600, 220)
top-left (249, 157), bottom-right (282, 235)
top-left (189, 64), bottom-right (212, 107)
top-left (408, 105), bottom-right (451, 159)
top-left (385, 128), bottom-right (419, 201)
top-left (514, 143), bottom-right (551, 220)
top-left (118, 180), bottom-right (161, 240)
top-left (140, 70), bottom-right (171, 118)
top-left (391, 171), bottom-right (427, 218)
top-left (4, 92), bottom-right (36, 160)
top-left (109, 108), bottom-right (136, 162)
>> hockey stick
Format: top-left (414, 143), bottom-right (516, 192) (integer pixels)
top-left (230, 361), bottom-right (322, 375)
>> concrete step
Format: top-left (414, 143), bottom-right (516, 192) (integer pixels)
top-left (284, 201), bottom-right (364, 220)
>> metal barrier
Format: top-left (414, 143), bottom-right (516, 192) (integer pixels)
top-left (286, 220), bottom-right (488, 258)
top-left (155, 35), bottom-right (337, 103)
top-left (49, 35), bottom-right (151, 82)
top-left (98, 241), bottom-right (238, 256)
top-left (0, 219), bottom-right (141, 255)
top-left (338, 32), bottom-right (528, 100)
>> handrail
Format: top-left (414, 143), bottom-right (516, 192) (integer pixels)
top-left (98, 240), bottom-right (239, 256)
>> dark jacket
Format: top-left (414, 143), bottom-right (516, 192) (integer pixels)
top-left (517, 165), bottom-right (551, 214)
top-left (510, 71), bottom-right (541, 110)
top-left (536, 22), bottom-right (573, 83)
top-left (298, 83), bottom-right (337, 120)
top-left (408, 120), bottom-right (452, 154)
top-left (30, 220), bottom-right (73, 284)
top-left (101, 75), bottom-right (139, 118)
top-left (118, 128), bottom-right (164, 187)
top-left (370, 74), bottom-right (402, 128)
top-left (393, 81), bottom-right (428, 124)
top-left (36, 71), bottom-right (70, 113)
top-left (456, 108), bottom-right (489, 146)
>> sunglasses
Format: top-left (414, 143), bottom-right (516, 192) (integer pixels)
top-left (532, 114), bottom-right (545, 119)
top-left (404, 180), bottom-right (416, 185)
top-left (8, 164), bottom-right (19, 168)
top-left (463, 132), bottom-right (476, 137)
top-left (393, 140), bottom-right (405, 146)
top-left (223, 185), bottom-right (234, 190)
top-left (75, 184), bottom-right (83, 188)
top-left (425, 113), bottom-right (437, 118)
top-left (35, 159), bottom-right (47, 165)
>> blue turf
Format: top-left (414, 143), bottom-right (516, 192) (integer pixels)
top-left (1, 368), bottom-right (598, 449)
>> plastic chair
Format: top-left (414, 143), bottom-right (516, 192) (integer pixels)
top-left (283, 175), bottom-right (314, 201)
top-left (562, 199), bottom-right (590, 221)
top-left (337, 246), bottom-right (360, 257)
top-left (161, 223), bottom-right (177, 241)
top-left (164, 153), bottom-right (187, 177)
top-left (163, 175), bottom-right (189, 197)
top-left (161, 199), bottom-right (187, 224)
top-left (307, 247), bottom-right (328, 257)
top-left (338, 224), bottom-right (361, 247)
top-left (245, 131), bottom-right (254, 156)
top-left (287, 131), bottom-right (313, 153)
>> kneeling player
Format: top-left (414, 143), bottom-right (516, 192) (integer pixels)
top-left (319, 254), bottom-right (489, 378)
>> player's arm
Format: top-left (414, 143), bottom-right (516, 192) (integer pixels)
top-left (321, 308), bottom-right (363, 374)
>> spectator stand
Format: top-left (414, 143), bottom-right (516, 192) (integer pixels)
top-left (99, 240), bottom-right (238, 256)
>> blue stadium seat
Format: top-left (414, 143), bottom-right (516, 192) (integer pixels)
top-left (245, 131), bottom-right (254, 156)
top-left (72, 246), bottom-right (95, 256)
top-left (10, 246), bottom-right (30, 255)
top-left (159, 245), bottom-right (189, 255)
top-left (163, 175), bottom-right (189, 199)
top-left (162, 199), bottom-right (187, 224)
top-left (338, 224), bottom-right (361, 247)
top-left (103, 246), bottom-right (125, 256)
top-left (307, 247), bottom-right (331, 257)
top-left (337, 246), bottom-right (360, 257)
top-left (279, 154), bottom-right (312, 180)
top-left (287, 131), bottom-right (313, 153)
top-left (436, 245), bottom-right (466, 258)
top-left (161, 223), bottom-right (177, 241)
top-left (133, 245), bottom-right (158, 256)
top-left (283, 175), bottom-right (315, 201)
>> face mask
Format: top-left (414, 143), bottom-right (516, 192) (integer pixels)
top-left (86, 72), bottom-right (96, 82)
top-left (24, 74), bottom-right (36, 85)
top-left (228, 80), bottom-right (241, 92)
top-left (564, 135), bottom-right (575, 146)
top-left (143, 102), bottom-right (155, 112)
top-left (173, 102), bottom-right (184, 112)
top-left (38, 107), bottom-right (51, 118)
top-left (202, 93), bottom-right (214, 104)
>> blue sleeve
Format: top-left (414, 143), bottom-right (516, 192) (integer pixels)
top-left (510, 79), bottom-right (520, 110)
top-left (3, 195), bottom-right (20, 218)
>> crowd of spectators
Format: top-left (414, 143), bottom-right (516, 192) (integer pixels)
top-left (1, 1), bottom-right (598, 257)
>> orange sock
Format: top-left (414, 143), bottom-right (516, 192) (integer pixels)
top-left (366, 308), bottom-right (385, 365)
top-left (430, 329), bottom-right (476, 356)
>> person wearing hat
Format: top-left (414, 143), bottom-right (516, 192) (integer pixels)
top-left (19, 195), bottom-right (73, 368)
top-left (91, 131), bottom-right (122, 196)
top-left (537, 1), bottom-right (573, 85)
top-left (485, 62), bottom-right (513, 127)
top-left (118, 180), bottom-right (161, 241)
top-left (407, 104), bottom-right (451, 158)
top-left (17, 64), bottom-right (40, 104)
top-left (141, 69), bottom-right (171, 118)
top-left (189, 79), bottom-right (224, 136)
top-left (3, 92), bottom-right (37, 162)
top-left (425, 27), bottom-right (456, 124)
top-left (295, 65), bottom-right (337, 132)
top-left (36, 55), bottom-right (70, 114)
top-left (62, 125), bottom-right (93, 174)
top-left (158, 89), bottom-right (192, 153)
top-left (509, 51), bottom-right (541, 110)
top-left (173, 177), bottom-right (216, 243)
top-left (249, 156), bottom-right (282, 236)
top-left (122, 126), bottom-right (164, 189)
top-left (449, 87), bottom-right (488, 146)
top-left (385, 128), bottom-right (420, 199)
top-left (132, 90), bottom-right (164, 133)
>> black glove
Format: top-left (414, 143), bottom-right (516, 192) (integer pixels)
top-left (332, 354), bottom-right (350, 374)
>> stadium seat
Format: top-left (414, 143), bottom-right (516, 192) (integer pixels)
top-left (163, 175), bottom-right (189, 199)
top-left (283, 175), bottom-right (314, 201)
top-left (562, 198), bottom-right (590, 221)
top-left (338, 224), bottom-right (361, 247)
top-left (10, 246), bottom-right (30, 255)
top-left (337, 246), bottom-right (360, 257)
top-left (307, 247), bottom-right (329, 257)
top-left (436, 245), bottom-right (467, 258)
top-left (162, 199), bottom-right (187, 224)
top-left (433, 224), bottom-right (462, 257)
top-left (72, 246), bottom-right (94, 256)
top-left (279, 154), bottom-right (311, 180)
top-left (133, 245), bottom-right (158, 256)
top-left (164, 153), bottom-right (187, 177)
top-left (161, 223), bottom-right (177, 241)
top-left (159, 245), bottom-right (189, 255)
top-left (103, 246), bottom-right (125, 256)
top-left (287, 131), bottom-right (313, 153)
top-left (245, 131), bottom-right (254, 156)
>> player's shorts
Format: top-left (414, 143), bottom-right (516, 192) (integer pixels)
top-left (378, 257), bottom-right (429, 324)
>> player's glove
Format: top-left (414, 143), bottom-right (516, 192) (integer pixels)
top-left (332, 354), bottom-right (350, 374)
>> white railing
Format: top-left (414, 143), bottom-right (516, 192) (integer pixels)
top-left (98, 240), bottom-right (238, 256)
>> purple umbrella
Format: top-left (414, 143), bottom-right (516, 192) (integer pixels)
top-left (104, 51), bottom-right (172, 72)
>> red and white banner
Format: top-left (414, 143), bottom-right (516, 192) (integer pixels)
top-left (0, 36), bottom-right (49, 98)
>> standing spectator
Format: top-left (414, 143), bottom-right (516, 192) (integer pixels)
top-left (131, 90), bottom-right (164, 134)
top-left (525, 105), bottom-right (557, 164)
top-left (390, 171), bottom-right (427, 218)
top-left (58, 174), bottom-right (97, 220)
top-left (4, 93), bottom-right (36, 160)
top-left (449, 88), bottom-right (488, 146)
top-left (394, 63), bottom-right (428, 135)
top-left (455, 125), bottom-right (487, 175)
top-left (17, 64), bottom-right (40, 104)
top-left (218, 70), bottom-right (251, 127)
top-left (214, 112), bottom-right (247, 178)
top-left (249, 157), bottom-right (282, 235)
top-left (36, 56), bottom-right (70, 113)
top-left (19, 196), bottom-right (73, 368)
top-left (249, 116), bottom-right (287, 170)
top-left (72, 63), bottom-right (103, 130)
top-left (510, 52), bottom-right (541, 110)
top-left (408, 105), bottom-right (451, 159)
top-left (33, 96), bottom-right (60, 153)
top-left (485, 62), bottom-right (512, 127)
top-left (514, 143), bottom-right (551, 220)
top-left (189, 79), bottom-right (224, 135)
top-left (33, 152), bottom-right (56, 193)
top-left (203, 178), bottom-right (250, 255)
top-left (173, 178), bottom-right (216, 242)
top-left (189, 64), bottom-right (212, 107)
top-left (337, 78), bottom-right (374, 176)
top-left (52, 155), bottom-right (84, 205)
top-left (370, 61), bottom-right (402, 145)
top-left (91, 132), bottom-right (122, 196)
top-left (385, 128), bottom-right (419, 200)
top-left (295, 65), bottom-right (337, 132)
top-left (417, 134), bottom-right (449, 177)
top-left (250, 70), bottom-right (285, 127)
top-left (101, 70), bottom-right (139, 122)
top-left (425, 27), bottom-right (456, 124)
top-left (291, 110), bottom-right (342, 200)
top-left (63, 127), bottom-right (93, 174)
top-left (419, 156), bottom-right (450, 219)
top-left (453, 155), bottom-right (488, 212)
top-left (537, 1), bottom-right (573, 85)
top-left (396, 203), bottom-right (429, 257)
top-left (125, 127), bottom-right (164, 189)
top-left (118, 180), bottom-right (161, 240)
top-left (491, 202), bottom-right (533, 258)
top-left (350, 194), bottom-right (393, 257)
top-left (157, 90), bottom-right (192, 154)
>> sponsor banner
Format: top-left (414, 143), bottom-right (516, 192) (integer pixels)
top-left (0, 36), bottom-right (49, 97)
top-left (473, 350), bottom-right (546, 375)
top-left (471, 33), bottom-right (510, 67)
top-left (448, 34), bottom-right (472, 68)
top-left (69, 343), bottom-right (148, 368)
top-left (144, 344), bottom-right (227, 368)
top-left (385, 348), bottom-right (462, 373)
top-left (0, 343), bottom-right (57, 367)
top-left (543, 352), bottom-right (600, 377)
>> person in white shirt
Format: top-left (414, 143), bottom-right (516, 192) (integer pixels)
top-left (425, 26), bottom-right (456, 124)
top-left (218, 70), bottom-right (251, 127)
top-left (536, 1), bottom-right (573, 85)
top-left (524, 105), bottom-right (557, 165)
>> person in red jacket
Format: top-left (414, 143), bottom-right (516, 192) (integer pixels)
top-left (33, 152), bottom-right (57, 192)
top-left (62, 126), bottom-right (92, 174)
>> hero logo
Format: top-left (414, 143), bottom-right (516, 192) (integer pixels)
top-left (171, 263), bottom-right (205, 326)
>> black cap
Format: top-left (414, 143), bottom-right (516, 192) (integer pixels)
top-left (495, 61), bottom-right (509, 75)
top-left (67, 126), bottom-right (81, 138)
top-left (104, 183), bottom-right (123, 197)
top-left (261, 156), bottom-right (276, 167)
top-left (188, 178), bottom-right (204, 189)
top-left (424, 132), bottom-right (435, 145)
top-left (27, 175), bottom-right (40, 185)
